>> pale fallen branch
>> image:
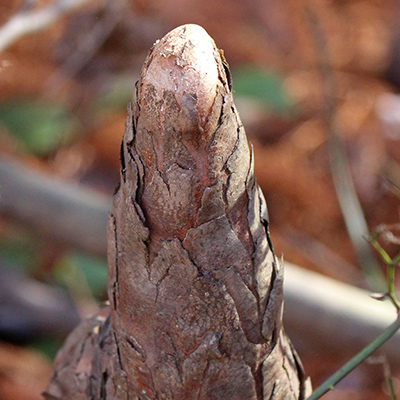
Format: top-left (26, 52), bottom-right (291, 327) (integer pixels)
top-left (0, 0), bottom-right (95, 53)
top-left (284, 262), bottom-right (400, 367)
top-left (0, 156), bottom-right (109, 256)
top-left (1, 154), bottom-right (399, 366)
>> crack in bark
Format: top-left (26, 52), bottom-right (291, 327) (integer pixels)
top-left (113, 330), bottom-right (124, 372)
top-left (124, 331), bottom-right (146, 361)
top-left (166, 333), bottom-right (183, 383)
top-left (109, 214), bottom-right (119, 311)
top-left (252, 361), bottom-right (264, 400)
top-left (120, 140), bottom-right (127, 182)
top-left (100, 371), bottom-right (108, 400)
top-left (267, 381), bottom-right (277, 400)
top-left (197, 360), bottom-right (210, 400)
top-left (154, 263), bottom-right (172, 303)
top-left (206, 92), bottom-right (228, 148)
top-left (290, 341), bottom-right (307, 400)
top-left (261, 263), bottom-right (283, 343)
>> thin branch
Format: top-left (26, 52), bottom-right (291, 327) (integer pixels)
top-left (45, 0), bottom-right (125, 95)
top-left (306, 313), bottom-right (400, 400)
top-left (368, 233), bottom-right (400, 310)
top-left (0, 155), bottom-right (110, 256)
top-left (0, 0), bottom-right (96, 53)
top-left (305, 7), bottom-right (386, 291)
top-left (284, 262), bottom-right (400, 368)
top-left (368, 356), bottom-right (397, 400)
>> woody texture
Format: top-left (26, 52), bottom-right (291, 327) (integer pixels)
top-left (44, 24), bottom-right (308, 399)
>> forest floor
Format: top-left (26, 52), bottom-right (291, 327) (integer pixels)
top-left (1, 0), bottom-right (400, 399)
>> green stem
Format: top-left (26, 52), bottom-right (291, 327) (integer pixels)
top-left (368, 237), bottom-right (400, 310)
top-left (306, 314), bottom-right (400, 400)
top-left (386, 374), bottom-right (397, 400)
top-left (387, 263), bottom-right (400, 310)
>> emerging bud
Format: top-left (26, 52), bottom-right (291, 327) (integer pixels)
top-left (133, 24), bottom-right (235, 242)
top-left (45, 24), bottom-right (307, 400)
top-left (139, 24), bottom-right (222, 135)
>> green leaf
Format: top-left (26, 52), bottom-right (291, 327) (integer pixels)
top-left (231, 66), bottom-right (295, 115)
top-left (71, 252), bottom-right (107, 298)
top-left (30, 337), bottom-right (63, 361)
top-left (0, 100), bottom-right (79, 156)
top-left (0, 229), bottom-right (41, 274)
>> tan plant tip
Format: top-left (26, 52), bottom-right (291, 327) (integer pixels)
top-left (139, 24), bottom-right (220, 132)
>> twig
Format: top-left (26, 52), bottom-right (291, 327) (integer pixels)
top-left (304, 221), bottom-right (400, 399)
top-left (369, 232), bottom-right (400, 310)
top-left (0, 0), bottom-right (96, 53)
top-left (368, 356), bottom-right (397, 400)
top-left (0, 155), bottom-right (110, 256)
top-left (305, 7), bottom-right (386, 291)
top-left (306, 313), bottom-right (400, 400)
top-left (284, 262), bottom-right (400, 367)
top-left (45, 0), bottom-right (125, 95)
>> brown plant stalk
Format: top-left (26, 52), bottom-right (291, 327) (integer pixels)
top-left (44, 24), bottom-right (308, 399)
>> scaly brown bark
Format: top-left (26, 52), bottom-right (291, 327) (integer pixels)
top-left (44, 24), bottom-right (308, 399)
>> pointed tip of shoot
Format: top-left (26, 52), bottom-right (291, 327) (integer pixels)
top-left (138, 24), bottom-right (223, 137)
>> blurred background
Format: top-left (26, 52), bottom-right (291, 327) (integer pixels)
top-left (1, 0), bottom-right (400, 398)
